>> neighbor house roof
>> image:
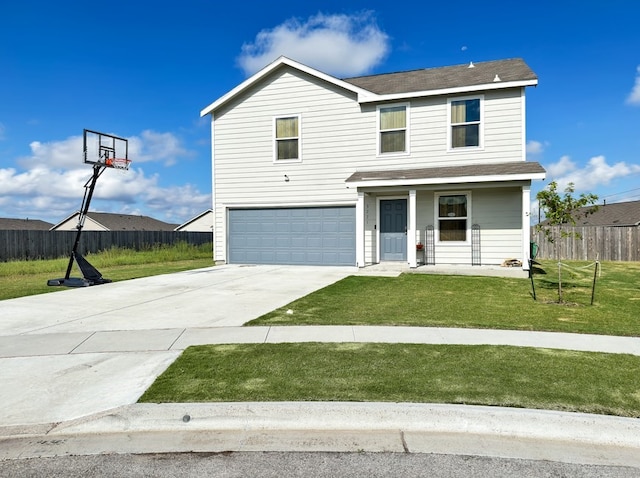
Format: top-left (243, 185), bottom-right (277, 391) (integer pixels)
top-left (346, 161), bottom-right (546, 188)
top-left (0, 218), bottom-right (54, 230)
top-left (201, 57), bottom-right (538, 116)
top-left (571, 200), bottom-right (640, 226)
top-left (52, 212), bottom-right (178, 231)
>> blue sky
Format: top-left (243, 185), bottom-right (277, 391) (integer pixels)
top-left (2, 0), bottom-right (639, 225)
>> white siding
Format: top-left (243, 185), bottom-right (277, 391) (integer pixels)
top-left (364, 193), bottom-right (377, 264)
top-left (472, 188), bottom-right (523, 264)
top-left (413, 187), bottom-right (523, 266)
top-left (52, 216), bottom-right (108, 231)
top-left (408, 89), bottom-right (524, 168)
top-left (214, 70), bottom-right (371, 206)
top-left (213, 69), bottom-right (371, 261)
top-left (209, 65), bottom-right (528, 264)
top-left (177, 211), bottom-right (213, 232)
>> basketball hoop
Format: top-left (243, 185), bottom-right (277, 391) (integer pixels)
top-left (83, 129), bottom-right (130, 170)
top-left (105, 157), bottom-right (131, 170)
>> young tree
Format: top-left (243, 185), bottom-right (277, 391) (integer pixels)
top-left (535, 181), bottom-right (598, 301)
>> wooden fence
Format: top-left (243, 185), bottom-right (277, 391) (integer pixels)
top-left (531, 226), bottom-right (640, 261)
top-left (0, 230), bottom-right (213, 261)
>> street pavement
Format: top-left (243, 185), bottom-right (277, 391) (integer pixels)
top-left (1, 264), bottom-right (639, 469)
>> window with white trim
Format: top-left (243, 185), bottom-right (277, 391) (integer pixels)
top-left (274, 115), bottom-right (300, 161)
top-left (449, 97), bottom-right (482, 149)
top-left (436, 193), bottom-right (470, 242)
top-left (378, 104), bottom-right (408, 154)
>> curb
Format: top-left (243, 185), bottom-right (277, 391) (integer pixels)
top-left (1, 403), bottom-right (639, 468)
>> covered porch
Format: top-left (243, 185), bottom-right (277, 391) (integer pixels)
top-left (347, 162), bottom-right (546, 271)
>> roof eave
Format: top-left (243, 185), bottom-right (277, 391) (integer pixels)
top-left (346, 171), bottom-right (546, 188)
top-left (357, 79), bottom-right (538, 104)
top-left (200, 57), bottom-right (372, 117)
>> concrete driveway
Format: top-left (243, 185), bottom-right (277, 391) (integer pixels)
top-left (0, 265), bottom-right (354, 430)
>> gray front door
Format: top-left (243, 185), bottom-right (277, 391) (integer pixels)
top-left (380, 199), bottom-right (407, 261)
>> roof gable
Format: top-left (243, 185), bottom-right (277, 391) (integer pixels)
top-left (200, 57), bottom-right (371, 117)
top-left (201, 57), bottom-right (538, 116)
top-left (175, 209), bottom-right (213, 231)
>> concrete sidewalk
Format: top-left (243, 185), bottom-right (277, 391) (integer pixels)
top-left (1, 264), bottom-right (639, 467)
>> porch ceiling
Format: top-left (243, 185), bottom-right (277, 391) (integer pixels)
top-left (345, 161), bottom-right (546, 188)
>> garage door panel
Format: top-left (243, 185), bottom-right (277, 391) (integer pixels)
top-left (229, 207), bottom-right (355, 266)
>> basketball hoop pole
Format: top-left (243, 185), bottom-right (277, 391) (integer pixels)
top-left (63, 163), bottom-right (106, 280)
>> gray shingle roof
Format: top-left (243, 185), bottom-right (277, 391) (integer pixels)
top-left (571, 200), bottom-right (640, 226)
top-left (86, 212), bottom-right (178, 231)
top-left (0, 218), bottom-right (54, 230)
top-left (346, 161), bottom-right (546, 183)
top-left (343, 58), bottom-right (537, 95)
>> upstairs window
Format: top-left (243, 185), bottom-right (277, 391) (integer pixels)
top-left (274, 115), bottom-right (300, 161)
top-left (449, 97), bottom-right (482, 149)
top-left (437, 193), bottom-right (470, 242)
top-left (378, 104), bottom-right (408, 155)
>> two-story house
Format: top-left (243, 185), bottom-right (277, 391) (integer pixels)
top-left (200, 57), bottom-right (545, 271)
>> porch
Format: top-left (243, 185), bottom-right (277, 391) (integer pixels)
top-left (357, 261), bottom-right (529, 279)
top-left (347, 161), bottom-right (545, 272)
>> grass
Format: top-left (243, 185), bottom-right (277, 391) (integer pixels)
top-left (139, 342), bottom-right (640, 418)
top-left (0, 242), bottom-right (214, 300)
top-left (248, 260), bottom-right (640, 337)
top-left (6, 253), bottom-right (639, 416)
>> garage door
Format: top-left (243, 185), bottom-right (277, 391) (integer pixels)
top-left (228, 207), bottom-right (355, 266)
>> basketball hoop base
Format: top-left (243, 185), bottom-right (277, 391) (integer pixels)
top-left (47, 252), bottom-right (113, 287)
top-left (47, 276), bottom-right (113, 287)
top-left (48, 277), bottom-right (94, 287)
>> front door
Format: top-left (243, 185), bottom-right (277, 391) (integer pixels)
top-left (380, 199), bottom-right (407, 261)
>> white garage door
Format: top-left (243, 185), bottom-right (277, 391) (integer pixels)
top-left (228, 207), bottom-right (355, 266)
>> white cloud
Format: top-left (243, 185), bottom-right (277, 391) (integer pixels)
top-left (546, 155), bottom-right (576, 178)
top-left (237, 12), bottom-right (390, 77)
top-left (129, 130), bottom-right (195, 166)
top-left (545, 155), bottom-right (640, 192)
top-left (526, 140), bottom-right (544, 155)
top-left (1, 132), bottom-right (210, 224)
top-left (626, 65), bottom-right (640, 105)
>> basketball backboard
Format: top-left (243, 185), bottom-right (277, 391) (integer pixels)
top-left (83, 129), bottom-right (130, 170)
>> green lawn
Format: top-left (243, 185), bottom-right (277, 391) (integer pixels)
top-left (248, 260), bottom-right (640, 337)
top-left (0, 242), bottom-right (214, 301)
top-left (6, 253), bottom-right (639, 417)
top-left (139, 343), bottom-right (640, 418)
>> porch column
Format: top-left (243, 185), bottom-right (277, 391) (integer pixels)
top-left (356, 191), bottom-right (365, 267)
top-left (408, 189), bottom-right (417, 268)
top-left (522, 185), bottom-right (531, 271)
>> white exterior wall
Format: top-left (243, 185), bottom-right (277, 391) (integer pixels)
top-left (208, 65), bottom-right (528, 264)
top-left (406, 89), bottom-right (524, 168)
top-left (212, 69), bottom-right (369, 262)
top-left (176, 211), bottom-right (213, 232)
top-left (472, 187), bottom-right (523, 264)
top-left (414, 187), bottom-right (523, 265)
top-left (53, 216), bottom-right (108, 231)
top-left (364, 193), bottom-right (377, 264)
